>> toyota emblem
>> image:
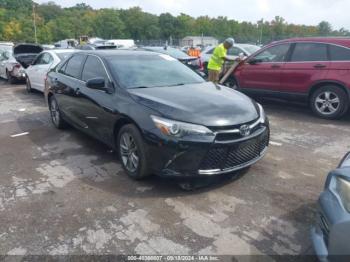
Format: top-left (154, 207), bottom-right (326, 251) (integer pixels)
top-left (239, 125), bottom-right (251, 137)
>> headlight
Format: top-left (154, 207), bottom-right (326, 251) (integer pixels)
top-left (339, 152), bottom-right (350, 168)
top-left (336, 177), bottom-right (350, 212)
top-left (257, 103), bottom-right (266, 124)
top-left (151, 115), bottom-right (214, 138)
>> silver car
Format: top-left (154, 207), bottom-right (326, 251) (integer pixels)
top-left (26, 49), bottom-right (77, 92)
top-left (312, 152), bottom-right (350, 262)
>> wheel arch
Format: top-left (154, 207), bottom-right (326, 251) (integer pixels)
top-left (112, 115), bottom-right (143, 149)
top-left (308, 80), bottom-right (350, 101)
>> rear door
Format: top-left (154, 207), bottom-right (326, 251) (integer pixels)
top-left (237, 43), bottom-right (291, 91)
top-left (54, 53), bottom-right (87, 128)
top-left (280, 42), bottom-right (330, 94)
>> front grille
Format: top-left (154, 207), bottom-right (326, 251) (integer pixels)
top-left (199, 128), bottom-right (269, 171)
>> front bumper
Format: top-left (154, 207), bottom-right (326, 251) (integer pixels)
top-left (145, 120), bottom-right (269, 177)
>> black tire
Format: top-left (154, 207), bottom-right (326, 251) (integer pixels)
top-left (49, 96), bottom-right (67, 129)
top-left (117, 124), bottom-right (150, 180)
top-left (26, 77), bottom-right (32, 93)
top-left (6, 70), bottom-right (16, 84)
top-left (203, 62), bottom-right (208, 75)
top-left (310, 85), bottom-right (349, 120)
top-left (224, 77), bottom-right (238, 89)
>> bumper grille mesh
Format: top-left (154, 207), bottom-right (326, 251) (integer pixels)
top-left (200, 129), bottom-right (269, 171)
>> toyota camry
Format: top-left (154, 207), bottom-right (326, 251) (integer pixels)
top-left (45, 50), bottom-right (269, 179)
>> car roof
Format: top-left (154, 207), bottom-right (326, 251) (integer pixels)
top-left (271, 37), bottom-right (350, 48)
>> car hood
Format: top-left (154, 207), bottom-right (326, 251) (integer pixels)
top-left (128, 82), bottom-right (259, 127)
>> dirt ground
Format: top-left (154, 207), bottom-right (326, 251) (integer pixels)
top-left (0, 81), bottom-right (349, 259)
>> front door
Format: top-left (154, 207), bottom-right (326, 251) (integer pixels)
top-left (237, 43), bottom-right (291, 92)
top-left (76, 55), bottom-right (117, 143)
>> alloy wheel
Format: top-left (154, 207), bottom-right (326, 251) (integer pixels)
top-left (314, 91), bottom-right (340, 115)
top-left (120, 132), bottom-right (139, 173)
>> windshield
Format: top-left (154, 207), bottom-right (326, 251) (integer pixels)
top-left (107, 54), bottom-right (205, 89)
top-left (146, 47), bottom-right (189, 59)
top-left (240, 45), bottom-right (260, 55)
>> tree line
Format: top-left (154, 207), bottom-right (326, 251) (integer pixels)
top-left (0, 0), bottom-right (349, 45)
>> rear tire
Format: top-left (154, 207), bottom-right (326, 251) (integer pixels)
top-left (49, 96), bottom-right (67, 129)
top-left (117, 124), bottom-right (150, 180)
top-left (6, 70), bottom-right (16, 84)
top-left (310, 85), bottom-right (349, 119)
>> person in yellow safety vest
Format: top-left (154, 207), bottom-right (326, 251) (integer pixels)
top-left (207, 38), bottom-right (235, 83)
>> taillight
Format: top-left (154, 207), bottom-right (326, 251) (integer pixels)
top-left (14, 64), bottom-right (21, 68)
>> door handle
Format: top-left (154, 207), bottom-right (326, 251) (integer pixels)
top-left (314, 64), bottom-right (326, 69)
top-left (271, 64), bottom-right (281, 69)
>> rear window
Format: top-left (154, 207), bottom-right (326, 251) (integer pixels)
top-left (61, 54), bottom-right (86, 79)
top-left (291, 43), bottom-right (328, 62)
top-left (329, 45), bottom-right (350, 61)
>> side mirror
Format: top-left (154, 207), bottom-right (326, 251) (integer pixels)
top-left (86, 77), bottom-right (106, 91)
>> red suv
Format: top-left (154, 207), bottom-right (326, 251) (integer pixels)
top-left (232, 37), bottom-right (350, 119)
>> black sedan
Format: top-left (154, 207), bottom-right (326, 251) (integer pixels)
top-left (45, 50), bottom-right (269, 179)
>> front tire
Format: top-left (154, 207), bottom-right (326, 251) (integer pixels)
top-left (310, 86), bottom-right (349, 119)
top-left (49, 96), bottom-right (67, 129)
top-left (117, 124), bottom-right (150, 180)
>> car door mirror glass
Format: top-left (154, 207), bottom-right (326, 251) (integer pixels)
top-left (86, 77), bottom-right (106, 90)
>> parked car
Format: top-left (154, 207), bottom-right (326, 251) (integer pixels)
top-left (105, 39), bottom-right (135, 49)
top-left (26, 49), bottom-right (77, 92)
top-left (232, 37), bottom-right (350, 119)
top-left (141, 46), bottom-right (201, 70)
top-left (45, 50), bottom-right (269, 179)
top-left (200, 44), bottom-right (261, 74)
top-left (312, 152), bottom-right (350, 262)
top-left (0, 43), bottom-right (43, 84)
top-left (77, 43), bottom-right (117, 50)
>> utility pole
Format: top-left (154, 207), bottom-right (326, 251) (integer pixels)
top-left (32, 3), bottom-right (37, 43)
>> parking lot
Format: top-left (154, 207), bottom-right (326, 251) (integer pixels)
top-left (0, 80), bottom-right (349, 257)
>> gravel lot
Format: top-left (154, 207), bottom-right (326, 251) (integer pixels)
top-left (0, 80), bottom-right (349, 258)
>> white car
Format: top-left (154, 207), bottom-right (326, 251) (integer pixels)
top-left (0, 43), bottom-right (43, 84)
top-left (200, 43), bottom-right (261, 74)
top-left (0, 43), bottom-right (25, 84)
top-left (26, 49), bottom-right (77, 92)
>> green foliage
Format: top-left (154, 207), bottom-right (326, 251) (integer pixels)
top-left (0, 0), bottom-right (348, 44)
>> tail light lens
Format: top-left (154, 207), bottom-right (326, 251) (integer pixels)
top-left (14, 63), bottom-right (21, 69)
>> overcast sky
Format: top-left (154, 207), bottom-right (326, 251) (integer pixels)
top-left (35, 0), bottom-right (348, 30)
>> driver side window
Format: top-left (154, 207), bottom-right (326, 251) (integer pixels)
top-left (253, 44), bottom-right (291, 63)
